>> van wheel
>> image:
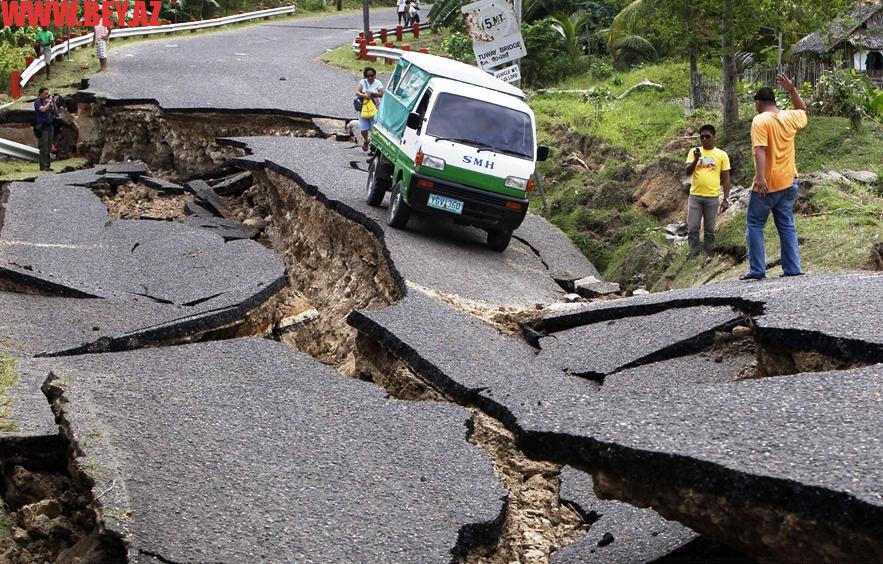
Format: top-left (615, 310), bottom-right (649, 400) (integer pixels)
top-left (365, 157), bottom-right (388, 207)
top-left (387, 181), bottom-right (411, 229)
top-left (487, 228), bottom-right (513, 252)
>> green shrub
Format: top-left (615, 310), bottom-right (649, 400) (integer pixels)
top-left (810, 69), bottom-right (876, 126)
top-left (588, 59), bottom-right (614, 80)
top-left (520, 19), bottom-right (589, 87)
top-left (0, 40), bottom-right (33, 92)
top-left (439, 31), bottom-right (474, 64)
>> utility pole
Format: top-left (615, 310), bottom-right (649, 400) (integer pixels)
top-left (363, 0), bottom-right (370, 38)
top-left (777, 31), bottom-right (783, 74)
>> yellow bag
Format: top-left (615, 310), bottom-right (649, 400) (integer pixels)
top-left (360, 98), bottom-right (377, 120)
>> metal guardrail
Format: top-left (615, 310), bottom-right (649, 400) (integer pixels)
top-left (349, 22), bottom-right (430, 61)
top-left (20, 6), bottom-right (296, 88)
top-left (0, 137), bottom-right (40, 161)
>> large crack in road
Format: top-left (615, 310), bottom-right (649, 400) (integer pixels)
top-left (2, 9), bottom-right (882, 562)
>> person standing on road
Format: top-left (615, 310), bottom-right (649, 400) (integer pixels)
top-left (94, 18), bottom-right (111, 72)
top-left (36, 27), bottom-right (55, 80)
top-left (408, 0), bottom-right (421, 25)
top-left (741, 74), bottom-right (808, 280)
top-left (684, 124), bottom-right (731, 260)
top-left (355, 67), bottom-right (383, 152)
top-left (34, 88), bottom-right (58, 172)
top-left (396, 0), bottom-right (407, 26)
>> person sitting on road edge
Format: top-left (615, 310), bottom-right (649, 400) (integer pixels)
top-left (741, 75), bottom-right (808, 281)
top-left (355, 67), bottom-right (384, 152)
top-left (36, 27), bottom-right (55, 80)
top-left (684, 124), bottom-right (731, 260)
top-left (94, 17), bottom-right (111, 72)
top-left (34, 88), bottom-right (59, 172)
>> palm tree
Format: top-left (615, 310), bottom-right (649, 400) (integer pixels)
top-left (604, 0), bottom-right (657, 65)
top-left (550, 12), bottom-right (592, 58)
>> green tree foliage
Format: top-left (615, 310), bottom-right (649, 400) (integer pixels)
top-left (811, 69), bottom-right (881, 127)
top-left (549, 11), bottom-right (593, 57)
top-left (520, 18), bottom-right (590, 86)
top-left (0, 32), bottom-right (34, 91)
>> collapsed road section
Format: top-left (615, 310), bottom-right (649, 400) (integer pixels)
top-left (347, 273), bottom-right (883, 562)
top-left (3, 90), bottom-right (882, 562)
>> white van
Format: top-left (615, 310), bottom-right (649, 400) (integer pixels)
top-left (365, 52), bottom-right (549, 251)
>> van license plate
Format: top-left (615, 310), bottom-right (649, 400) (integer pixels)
top-left (427, 194), bottom-right (464, 215)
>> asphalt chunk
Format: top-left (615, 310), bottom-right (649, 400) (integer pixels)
top-left (553, 467), bottom-right (699, 563)
top-left (349, 285), bottom-right (883, 561)
top-left (43, 338), bottom-right (506, 563)
top-left (536, 306), bottom-right (743, 376)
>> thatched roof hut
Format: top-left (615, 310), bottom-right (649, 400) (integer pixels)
top-left (791, 1), bottom-right (883, 56)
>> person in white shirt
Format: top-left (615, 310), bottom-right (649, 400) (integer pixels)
top-left (94, 17), bottom-right (111, 72)
top-left (396, 0), bottom-right (406, 26)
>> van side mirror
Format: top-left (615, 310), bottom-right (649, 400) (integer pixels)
top-left (407, 112), bottom-right (422, 130)
top-left (536, 145), bottom-right (550, 162)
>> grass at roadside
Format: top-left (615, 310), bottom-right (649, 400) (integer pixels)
top-left (529, 57), bottom-right (883, 291)
top-left (530, 61), bottom-right (721, 162)
top-left (0, 356), bottom-right (19, 433)
top-left (319, 31), bottom-right (446, 76)
top-left (0, 157), bottom-right (88, 181)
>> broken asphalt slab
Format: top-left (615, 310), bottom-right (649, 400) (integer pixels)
top-left (538, 272), bottom-right (883, 366)
top-left (536, 305), bottom-right (743, 376)
top-left (0, 289), bottom-right (268, 357)
top-left (553, 467), bottom-right (702, 563)
top-left (40, 338), bottom-right (505, 562)
top-left (1, 170), bottom-right (285, 312)
top-left (347, 286), bottom-right (883, 560)
top-left (0, 356), bottom-right (65, 468)
top-left (223, 135), bottom-right (600, 306)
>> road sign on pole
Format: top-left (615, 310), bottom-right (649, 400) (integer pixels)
top-left (461, 0), bottom-right (526, 71)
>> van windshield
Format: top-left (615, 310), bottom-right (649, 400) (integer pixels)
top-left (425, 93), bottom-right (534, 159)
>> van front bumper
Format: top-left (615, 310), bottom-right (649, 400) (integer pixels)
top-left (407, 173), bottom-right (528, 231)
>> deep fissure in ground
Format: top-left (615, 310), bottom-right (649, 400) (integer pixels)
top-left (2, 100), bottom-right (873, 562)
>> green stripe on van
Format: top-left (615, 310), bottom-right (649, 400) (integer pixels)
top-left (419, 164), bottom-right (526, 199)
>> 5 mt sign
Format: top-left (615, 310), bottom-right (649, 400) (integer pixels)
top-left (461, 0), bottom-right (526, 71)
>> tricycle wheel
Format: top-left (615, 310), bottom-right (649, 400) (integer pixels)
top-left (486, 228), bottom-right (513, 252)
top-left (387, 180), bottom-right (411, 229)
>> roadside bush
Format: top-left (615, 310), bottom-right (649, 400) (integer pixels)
top-left (439, 31), bottom-right (474, 64)
top-left (588, 59), bottom-right (614, 80)
top-left (520, 19), bottom-right (590, 87)
top-left (0, 40), bottom-right (33, 92)
top-left (810, 69), bottom-right (877, 126)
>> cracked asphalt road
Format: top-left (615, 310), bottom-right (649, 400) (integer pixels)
top-left (229, 136), bottom-right (598, 306)
top-left (83, 11), bottom-right (400, 118)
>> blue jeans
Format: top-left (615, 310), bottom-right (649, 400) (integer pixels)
top-left (746, 180), bottom-right (801, 277)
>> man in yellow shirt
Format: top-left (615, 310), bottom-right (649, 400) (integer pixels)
top-left (684, 124), bottom-right (731, 259)
top-left (742, 74), bottom-right (807, 280)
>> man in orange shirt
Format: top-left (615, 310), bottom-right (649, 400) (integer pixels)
top-left (741, 74), bottom-right (807, 280)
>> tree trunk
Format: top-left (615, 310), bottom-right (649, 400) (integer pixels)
top-left (688, 1), bottom-right (700, 109)
top-left (721, 0), bottom-right (739, 140)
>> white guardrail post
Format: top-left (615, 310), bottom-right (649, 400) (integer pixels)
top-left (18, 5), bottom-right (296, 90)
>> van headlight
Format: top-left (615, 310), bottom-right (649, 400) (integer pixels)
top-left (505, 176), bottom-right (529, 190)
top-left (416, 152), bottom-right (445, 171)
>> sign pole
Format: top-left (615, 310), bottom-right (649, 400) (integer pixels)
top-left (362, 0), bottom-right (370, 40)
